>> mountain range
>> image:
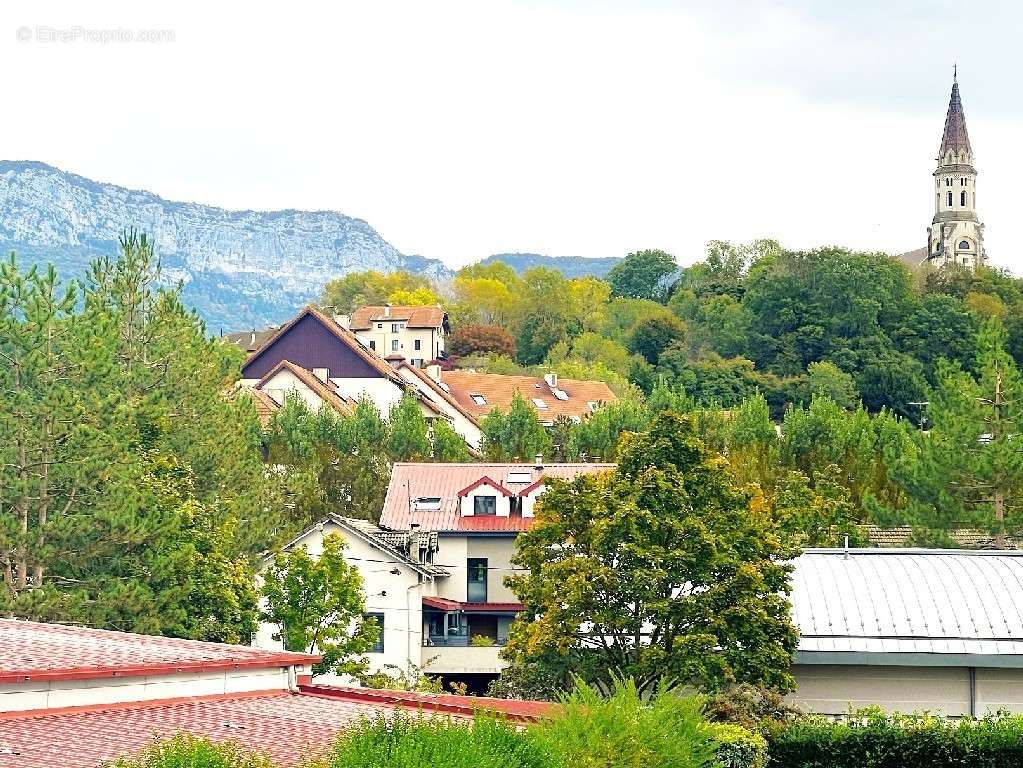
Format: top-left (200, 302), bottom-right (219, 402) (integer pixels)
top-left (0, 161), bottom-right (619, 330)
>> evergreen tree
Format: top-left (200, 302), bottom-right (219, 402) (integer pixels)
top-left (387, 394), bottom-right (431, 461)
top-left (480, 391), bottom-right (552, 461)
top-left (430, 419), bottom-right (472, 462)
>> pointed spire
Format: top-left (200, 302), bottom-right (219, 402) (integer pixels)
top-left (939, 70), bottom-right (972, 160)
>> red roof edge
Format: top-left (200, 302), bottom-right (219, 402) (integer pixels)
top-left (0, 652), bottom-right (320, 685)
top-left (457, 476), bottom-right (514, 498)
top-left (298, 684), bottom-right (551, 723)
top-left (422, 597), bottom-right (524, 613)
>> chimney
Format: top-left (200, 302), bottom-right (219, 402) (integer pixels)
top-left (333, 314), bottom-right (351, 329)
top-left (384, 304), bottom-right (391, 317)
top-left (250, 329), bottom-right (256, 348)
top-left (534, 453), bottom-right (544, 470)
top-left (408, 522), bottom-right (421, 562)
top-left (425, 363), bottom-right (442, 383)
top-left (312, 367), bottom-right (330, 382)
top-left (544, 372), bottom-right (558, 389)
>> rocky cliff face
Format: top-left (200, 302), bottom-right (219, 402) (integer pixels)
top-left (0, 161), bottom-right (451, 331)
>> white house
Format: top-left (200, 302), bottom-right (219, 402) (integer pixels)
top-left (341, 305), bottom-right (449, 368)
top-left (255, 461), bottom-right (613, 691)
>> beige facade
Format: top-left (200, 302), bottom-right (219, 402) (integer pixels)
top-left (791, 664), bottom-right (1023, 717)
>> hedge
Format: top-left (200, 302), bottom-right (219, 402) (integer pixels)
top-left (711, 723), bottom-right (768, 768)
top-left (767, 709), bottom-right (1023, 768)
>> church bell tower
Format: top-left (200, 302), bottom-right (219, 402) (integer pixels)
top-left (927, 70), bottom-right (985, 268)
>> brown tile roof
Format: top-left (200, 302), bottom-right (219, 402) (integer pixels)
top-left (349, 305), bottom-right (447, 330)
top-left (379, 462), bottom-right (614, 533)
top-left (894, 246), bottom-right (928, 267)
top-left (862, 525), bottom-right (1018, 550)
top-left (441, 370), bottom-right (616, 424)
top-left (939, 76), bottom-right (972, 159)
top-left (247, 388), bottom-right (280, 427)
top-left (254, 359), bottom-right (356, 417)
top-left (224, 327), bottom-right (280, 352)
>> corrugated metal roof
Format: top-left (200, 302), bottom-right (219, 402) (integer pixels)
top-left (791, 549), bottom-right (1023, 657)
top-left (380, 462), bottom-right (614, 533)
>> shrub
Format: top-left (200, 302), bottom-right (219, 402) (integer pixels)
top-left (709, 723), bottom-right (767, 768)
top-left (768, 709), bottom-right (1023, 768)
top-left (106, 734), bottom-right (272, 768)
top-left (470, 634), bottom-right (496, 646)
top-left (310, 711), bottom-right (556, 768)
top-left (527, 677), bottom-right (719, 768)
top-left (704, 683), bottom-right (802, 733)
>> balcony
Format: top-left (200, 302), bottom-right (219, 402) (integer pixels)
top-left (424, 635), bottom-right (508, 648)
top-left (421, 644), bottom-right (509, 675)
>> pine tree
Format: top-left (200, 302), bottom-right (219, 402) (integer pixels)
top-left (387, 394), bottom-right (431, 461)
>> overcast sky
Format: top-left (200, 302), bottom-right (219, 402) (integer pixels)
top-left (2, 1), bottom-right (1020, 271)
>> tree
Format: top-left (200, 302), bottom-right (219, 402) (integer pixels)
top-left (387, 394), bottom-right (431, 461)
top-left (802, 361), bottom-right (858, 409)
top-left (607, 249), bottom-right (677, 302)
top-left (448, 325), bottom-right (516, 358)
top-left (774, 466), bottom-right (864, 548)
top-left (480, 391), bottom-right (552, 461)
top-left (506, 412), bottom-right (799, 696)
top-left (626, 315), bottom-right (687, 364)
top-left (431, 419), bottom-right (472, 462)
top-left (884, 320), bottom-right (1023, 545)
top-left (568, 400), bottom-right (650, 462)
top-left (320, 270), bottom-right (433, 314)
top-left (260, 533), bottom-right (379, 676)
top-left (516, 312), bottom-right (568, 366)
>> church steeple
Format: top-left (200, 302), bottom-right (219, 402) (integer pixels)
top-left (938, 71), bottom-right (973, 163)
top-left (927, 70), bottom-right (985, 269)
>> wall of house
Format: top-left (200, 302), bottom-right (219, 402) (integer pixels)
top-left (396, 367), bottom-right (482, 449)
top-left (520, 486), bottom-right (544, 517)
top-left (0, 667), bottom-right (293, 713)
top-left (253, 522), bottom-right (436, 682)
top-left (242, 313), bottom-right (384, 380)
top-left (467, 536), bottom-right (520, 604)
top-left (329, 377), bottom-right (405, 415)
top-left (791, 664), bottom-right (1023, 717)
top-left (356, 326), bottom-right (442, 364)
top-left (258, 368), bottom-right (326, 411)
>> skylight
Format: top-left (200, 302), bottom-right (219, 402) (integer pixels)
top-left (507, 470), bottom-right (532, 484)
top-left (532, 398), bottom-right (548, 409)
top-left (552, 388), bottom-right (569, 401)
top-left (587, 401), bottom-right (599, 412)
top-left (470, 393), bottom-right (487, 406)
top-left (415, 497), bottom-right (442, 510)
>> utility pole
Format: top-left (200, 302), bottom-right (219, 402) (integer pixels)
top-left (993, 369), bottom-right (1006, 548)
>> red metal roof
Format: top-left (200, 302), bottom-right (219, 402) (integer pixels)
top-left (422, 597), bottom-right (524, 613)
top-left (380, 462), bottom-right (614, 533)
top-left (301, 684), bottom-right (550, 722)
top-left (0, 620), bottom-right (318, 683)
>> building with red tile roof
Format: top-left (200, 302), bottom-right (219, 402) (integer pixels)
top-left (0, 619), bottom-right (547, 767)
top-left (257, 463), bottom-right (613, 691)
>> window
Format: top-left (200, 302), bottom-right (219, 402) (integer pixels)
top-left (587, 401), bottom-right (599, 412)
top-left (552, 388), bottom-right (569, 401)
top-left (947, 192), bottom-right (953, 206)
top-left (959, 240), bottom-right (971, 250)
top-left (961, 178), bottom-right (967, 186)
top-left (392, 323), bottom-right (400, 333)
top-left (391, 339), bottom-right (399, 351)
top-left (474, 495), bottom-right (496, 516)
top-left (369, 340), bottom-right (376, 351)
top-left (507, 470), bottom-right (532, 484)
top-left (365, 613), bottom-right (384, 653)
top-left (961, 191), bottom-right (967, 207)
top-left (377, 323), bottom-right (383, 329)
top-left (532, 398), bottom-right (548, 409)
top-left (467, 558), bottom-right (487, 602)
top-left (469, 393), bottom-right (487, 406)
top-left (415, 496), bottom-right (442, 511)
top-left (414, 339), bottom-right (421, 351)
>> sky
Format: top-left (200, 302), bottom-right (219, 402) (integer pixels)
top-left (2, 1), bottom-right (1021, 271)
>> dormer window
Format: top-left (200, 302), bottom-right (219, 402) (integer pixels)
top-left (470, 393), bottom-right (487, 406)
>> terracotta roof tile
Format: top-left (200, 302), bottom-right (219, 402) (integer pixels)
top-left (349, 305), bottom-right (446, 330)
top-left (441, 370), bottom-right (616, 424)
top-left (379, 462), bottom-right (614, 533)
top-left (0, 620), bottom-right (317, 683)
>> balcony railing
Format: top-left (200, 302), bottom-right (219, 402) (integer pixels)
top-left (424, 635), bottom-right (508, 647)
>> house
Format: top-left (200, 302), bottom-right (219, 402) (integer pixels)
top-left (0, 619), bottom-right (546, 767)
top-left (339, 305), bottom-right (449, 367)
top-left (255, 461), bottom-right (613, 692)
top-left (789, 548), bottom-right (1023, 716)
top-left (224, 325), bottom-right (282, 353)
top-left (236, 306), bottom-right (617, 451)
top-left (237, 306), bottom-right (444, 425)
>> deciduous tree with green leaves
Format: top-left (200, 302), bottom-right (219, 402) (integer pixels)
top-left (260, 533), bottom-right (378, 676)
top-left (505, 412), bottom-right (799, 696)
